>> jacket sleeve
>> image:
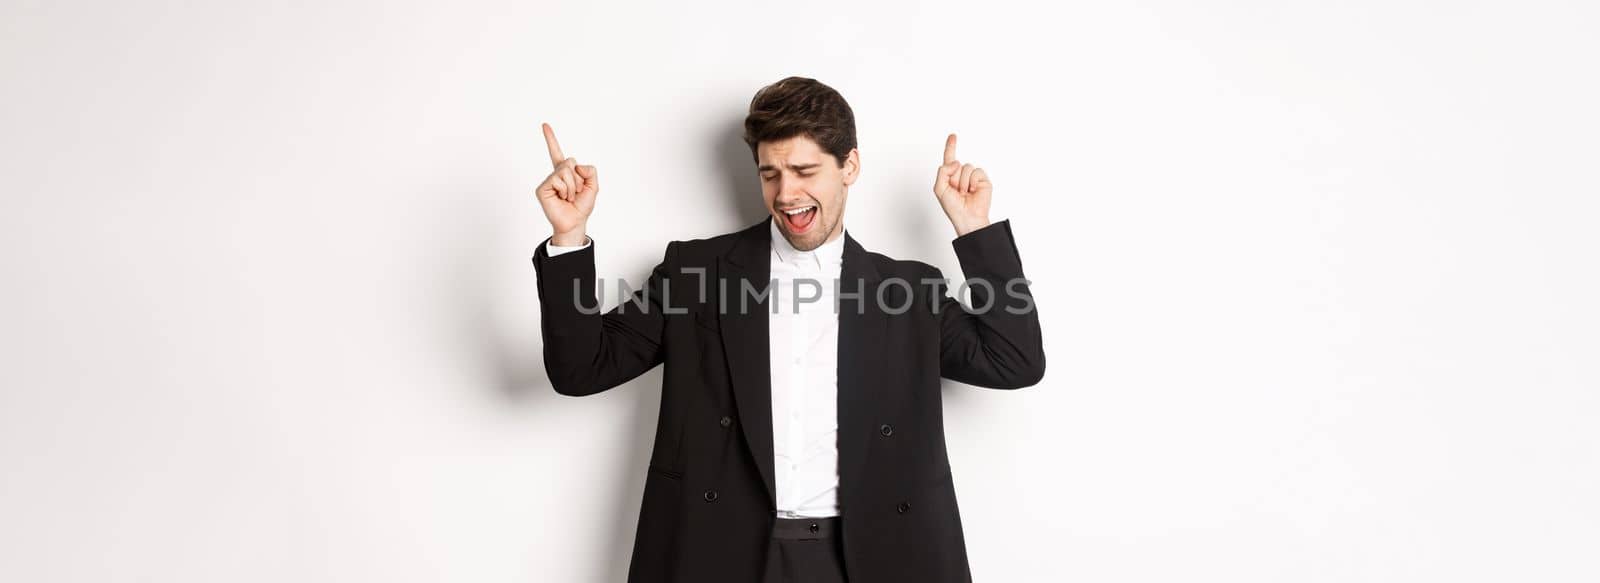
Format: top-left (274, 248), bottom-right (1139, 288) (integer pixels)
top-left (531, 236), bottom-right (679, 396)
top-left (931, 219), bottom-right (1046, 389)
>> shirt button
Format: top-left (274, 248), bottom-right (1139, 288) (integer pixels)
top-left (792, 357), bottom-right (802, 365)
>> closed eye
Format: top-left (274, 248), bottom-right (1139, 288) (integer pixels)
top-left (760, 171), bottom-right (815, 182)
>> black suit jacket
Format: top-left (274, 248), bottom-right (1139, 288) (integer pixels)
top-left (531, 217), bottom-right (1044, 582)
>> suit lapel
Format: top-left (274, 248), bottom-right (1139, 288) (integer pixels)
top-left (719, 219), bottom-right (777, 507)
top-left (717, 217), bottom-right (885, 511)
top-left (836, 231), bottom-right (884, 506)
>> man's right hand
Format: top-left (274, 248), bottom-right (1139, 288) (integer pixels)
top-left (536, 122), bottom-right (597, 246)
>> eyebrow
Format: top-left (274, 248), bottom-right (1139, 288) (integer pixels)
top-left (757, 163), bottom-right (822, 172)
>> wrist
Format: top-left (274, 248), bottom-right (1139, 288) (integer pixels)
top-left (551, 227), bottom-right (588, 247)
top-left (953, 217), bottom-right (991, 237)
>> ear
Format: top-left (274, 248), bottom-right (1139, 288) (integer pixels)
top-left (842, 148), bottom-right (861, 186)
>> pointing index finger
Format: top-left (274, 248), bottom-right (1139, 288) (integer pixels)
top-left (943, 133), bottom-right (958, 165)
top-left (542, 122), bottom-right (566, 166)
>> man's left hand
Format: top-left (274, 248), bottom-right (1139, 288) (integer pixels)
top-left (933, 132), bottom-right (993, 237)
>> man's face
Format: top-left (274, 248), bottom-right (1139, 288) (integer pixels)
top-left (757, 135), bottom-right (858, 251)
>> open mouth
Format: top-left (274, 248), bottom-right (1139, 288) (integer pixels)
top-left (779, 205), bottom-right (818, 233)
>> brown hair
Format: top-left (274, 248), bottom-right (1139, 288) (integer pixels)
top-left (742, 76), bottom-right (857, 167)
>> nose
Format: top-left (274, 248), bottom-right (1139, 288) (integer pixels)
top-left (775, 176), bottom-right (805, 203)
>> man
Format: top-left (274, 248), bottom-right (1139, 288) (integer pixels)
top-left (530, 76), bottom-right (1044, 583)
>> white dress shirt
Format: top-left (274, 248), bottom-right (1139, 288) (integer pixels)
top-left (544, 221), bottom-right (845, 518)
top-left (765, 219), bottom-right (844, 518)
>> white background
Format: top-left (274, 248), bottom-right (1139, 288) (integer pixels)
top-left (3, 1), bottom-right (1597, 581)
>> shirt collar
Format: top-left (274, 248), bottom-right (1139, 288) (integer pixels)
top-left (770, 216), bottom-right (845, 271)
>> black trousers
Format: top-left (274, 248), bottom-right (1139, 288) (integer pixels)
top-left (762, 516), bottom-right (848, 583)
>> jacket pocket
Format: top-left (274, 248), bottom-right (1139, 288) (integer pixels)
top-left (647, 465), bottom-right (683, 480)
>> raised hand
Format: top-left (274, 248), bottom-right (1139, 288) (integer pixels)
top-left (535, 122), bottom-right (598, 246)
top-left (933, 133), bottom-right (992, 237)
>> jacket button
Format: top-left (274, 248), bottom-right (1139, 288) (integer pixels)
top-left (879, 423), bottom-right (894, 436)
top-left (897, 501), bottom-right (911, 514)
top-left (809, 522), bottom-right (819, 533)
top-left (703, 489), bottom-right (719, 502)
top-left (719, 415), bottom-right (732, 428)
